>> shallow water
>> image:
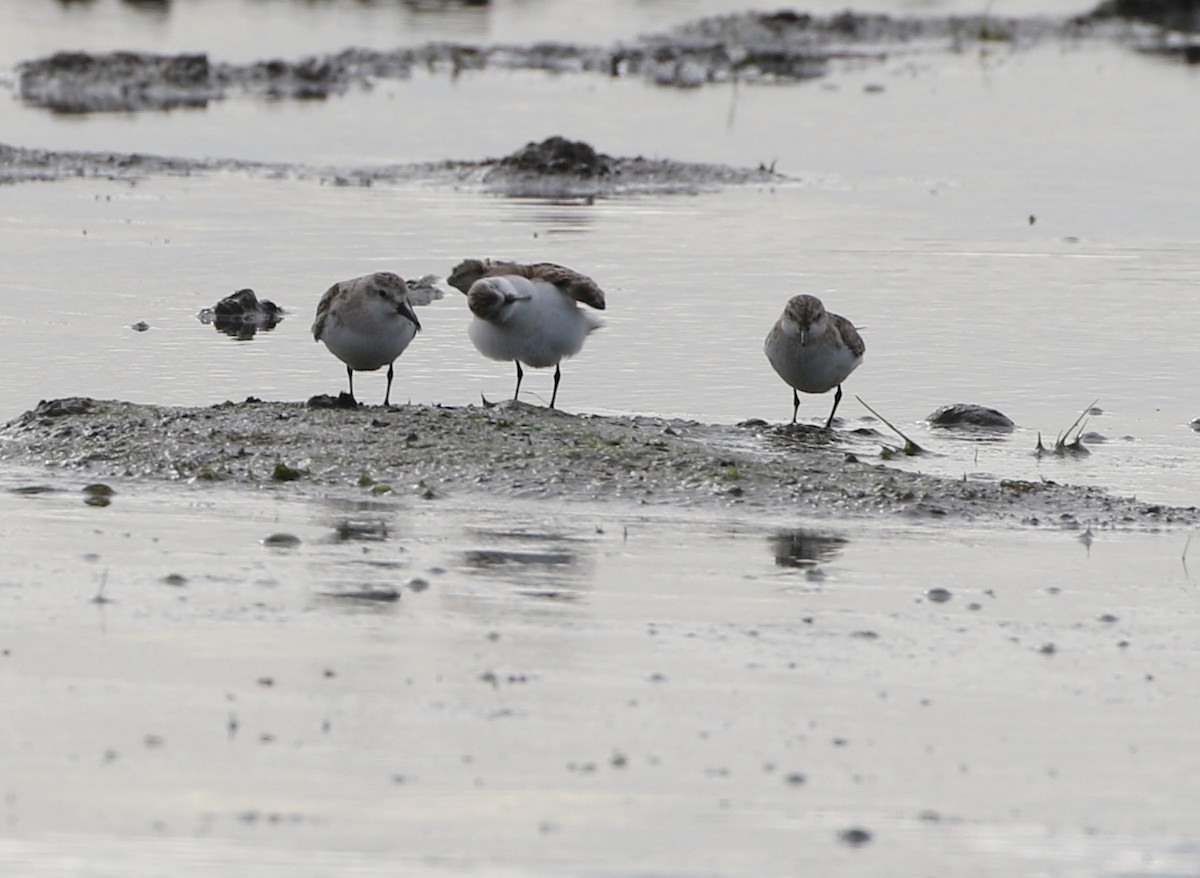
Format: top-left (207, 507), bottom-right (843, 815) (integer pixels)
top-left (1, 474), bottom-right (1198, 877)
top-left (1, 2), bottom-right (1199, 874)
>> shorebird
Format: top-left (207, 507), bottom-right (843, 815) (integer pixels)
top-left (448, 259), bottom-right (605, 408)
top-left (312, 271), bottom-right (421, 406)
top-left (764, 294), bottom-right (864, 428)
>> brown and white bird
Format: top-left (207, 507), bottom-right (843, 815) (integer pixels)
top-left (312, 271), bottom-right (421, 406)
top-left (764, 294), bottom-right (864, 428)
top-left (448, 259), bottom-right (605, 409)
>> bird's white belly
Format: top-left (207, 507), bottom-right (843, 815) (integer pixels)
top-left (469, 287), bottom-right (594, 368)
top-left (766, 336), bottom-right (861, 394)
top-left (322, 311), bottom-right (416, 371)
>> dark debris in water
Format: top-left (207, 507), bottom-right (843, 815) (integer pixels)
top-left (1, 397), bottom-right (1196, 530)
top-left (197, 288), bottom-right (285, 340)
top-left (319, 587), bottom-right (401, 603)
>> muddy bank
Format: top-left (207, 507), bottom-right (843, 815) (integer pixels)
top-left (2, 397), bottom-right (1194, 529)
top-left (0, 135), bottom-right (780, 195)
top-left (9, 8), bottom-right (1189, 116)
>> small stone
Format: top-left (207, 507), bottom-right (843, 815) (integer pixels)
top-left (838, 827), bottom-right (872, 847)
top-left (272, 462), bottom-right (303, 482)
top-left (925, 587), bottom-right (952, 603)
top-left (927, 404), bottom-right (1015, 430)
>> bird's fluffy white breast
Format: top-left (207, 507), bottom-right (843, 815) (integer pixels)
top-left (468, 276), bottom-right (599, 368)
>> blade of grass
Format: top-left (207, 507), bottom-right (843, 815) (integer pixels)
top-left (855, 396), bottom-right (924, 455)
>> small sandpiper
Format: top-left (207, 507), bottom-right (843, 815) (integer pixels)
top-left (312, 271), bottom-right (421, 406)
top-left (448, 259), bottom-right (605, 409)
top-left (764, 294), bottom-right (864, 428)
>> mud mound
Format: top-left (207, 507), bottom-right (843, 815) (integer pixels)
top-left (14, 7), bottom-right (1174, 116)
top-left (494, 137), bottom-right (613, 178)
top-left (0, 137), bottom-right (781, 194)
top-left (17, 51), bottom-right (213, 113)
top-left (2, 397), bottom-right (1194, 529)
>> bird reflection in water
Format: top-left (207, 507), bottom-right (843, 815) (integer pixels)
top-left (770, 528), bottom-right (848, 569)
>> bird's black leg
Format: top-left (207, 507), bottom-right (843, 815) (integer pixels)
top-left (513, 361), bottom-right (524, 401)
top-left (791, 387), bottom-right (800, 425)
top-left (550, 364), bottom-right (562, 409)
top-left (346, 365), bottom-right (356, 404)
top-left (384, 363), bottom-right (394, 407)
top-left (824, 384), bottom-right (844, 430)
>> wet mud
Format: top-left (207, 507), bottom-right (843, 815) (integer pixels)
top-left (8, 7), bottom-right (1197, 118)
top-left (2, 397), bottom-right (1194, 529)
top-left (0, 136), bottom-right (781, 195)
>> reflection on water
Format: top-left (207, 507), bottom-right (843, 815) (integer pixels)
top-left (459, 526), bottom-right (594, 595)
top-left (499, 197), bottom-right (598, 235)
top-left (200, 314), bottom-right (283, 340)
top-left (770, 528), bottom-right (848, 569)
top-left (305, 498), bottom-right (413, 605)
top-left (464, 548), bottom-right (576, 567)
top-left (329, 518), bottom-right (391, 543)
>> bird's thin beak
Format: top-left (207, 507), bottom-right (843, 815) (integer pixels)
top-left (799, 327), bottom-right (809, 346)
top-left (399, 300), bottom-right (421, 331)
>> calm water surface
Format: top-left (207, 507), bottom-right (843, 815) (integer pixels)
top-left (0, 475), bottom-right (1197, 876)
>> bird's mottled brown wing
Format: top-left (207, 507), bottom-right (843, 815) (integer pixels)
top-left (519, 262), bottom-right (606, 310)
top-left (830, 312), bottom-right (865, 358)
top-left (311, 281), bottom-right (341, 341)
top-left (447, 258), bottom-right (520, 294)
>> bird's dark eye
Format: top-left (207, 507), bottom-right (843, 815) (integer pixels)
top-left (377, 289), bottom-right (387, 298)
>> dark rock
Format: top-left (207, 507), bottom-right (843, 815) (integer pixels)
top-left (927, 404), bottom-right (1016, 430)
top-left (199, 289), bottom-right (284, 339)
top-left (212, 288), bottom-right (281, 318)
top-left (1088, 0), bottom-right (1200, 31)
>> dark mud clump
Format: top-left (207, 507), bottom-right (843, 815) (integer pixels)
top-left (1087, 0), bottom-right (1200, 32)
top-left (1, 397), bottom-right (1195, 529)
top-left (0, 137), bottom-right (782, 195)
top-left (477, 136), bottom-right (781, 196)
top-left (493, 137), bottom-right (613, 178)
top-left (17, 51), bottom-right (213, 113)
top-left (197, 289), bottom-right (285, 340)
top-left (927, 404), bottom-right (1016, 431)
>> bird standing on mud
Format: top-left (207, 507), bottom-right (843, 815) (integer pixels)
top-left (312, 271), bottom-right (421, 406)
top-left (765, 294), bottom-right (864, 428)
top-left (448, 258), bottom-right (605, 409)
